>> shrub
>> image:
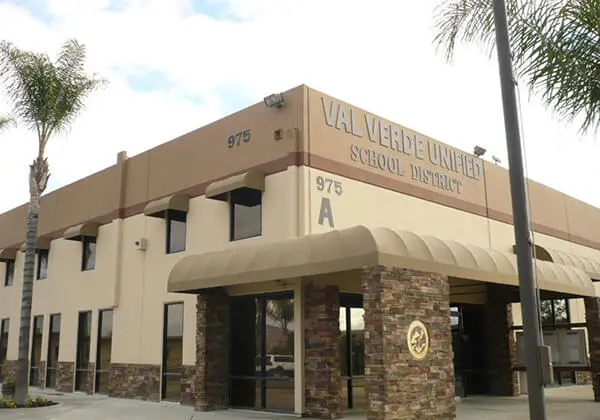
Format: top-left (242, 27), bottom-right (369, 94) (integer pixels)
top-left (0, 395), bottom-right (57, 409)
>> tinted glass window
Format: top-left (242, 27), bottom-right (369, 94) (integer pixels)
top-left (4, 261), bottom-right (14, 286)
top-left (75, 311), bottom-right (92, 391)
top-left (82, 238), bottom-right (96, 271)
top-left (230, 189), bottom-right (262, 241)
top-left (0, 319), bottom-right (9, 376)
top-left (46, 314), bottom-right (61, 388)
top-left (96, 310), bottom-right (113, 394)
top-left (162, 302), bottom-right (184, 401)
top-left (37, 250), bottom-right (49, 279)
top-left (166, 211), bottom-right (186, 254)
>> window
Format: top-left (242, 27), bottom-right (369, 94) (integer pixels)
top-left (230, 188), bottom-right (262, 241)
top-left (36, 249), bottom-right (49, 280)
top-left (0, 319), bottom-right (9, 381)
top-left (541, 299), bottom-right (570, 326)
top-left (166, 210), bottom-right (186, 254)
top-left (161, 302), bottom-right (183, 401)
top-left (81, 237), bottom-right (96, 271)
top-left (4, 260), bottom-right (14, 286)
top-left (230, 293), bottom-right (295, 412)
top-left (29, 315), bottom-right (43, 386)
top-left (95, 310), bottom-right (113, 394)
top-left (75, 311), bottom-right (92, 392)
top-left (45, 314), bottom-right (61, 388)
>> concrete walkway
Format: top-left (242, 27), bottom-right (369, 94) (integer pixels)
top-left (0, 385), bottom-right (597, 419)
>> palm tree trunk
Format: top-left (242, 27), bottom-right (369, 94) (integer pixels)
top-left (14, 158), bottom-right (46, 404)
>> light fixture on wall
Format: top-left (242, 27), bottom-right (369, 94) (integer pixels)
top-left (264, 93), bottom-right (284, 108)
top-left (473, 145), bottom-right (487, 157)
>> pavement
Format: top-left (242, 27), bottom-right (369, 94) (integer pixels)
top-left (0, 385), bottom-right (597, 419)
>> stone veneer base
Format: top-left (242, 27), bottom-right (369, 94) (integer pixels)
top-left (303, 282), bottom-right (341, 419)
top-left (56, 361), bottom-right (75, 393)
top-left (181, 365), bottom-right (197, 406)
top-left (363, 266), bottom-right (456, 420)
top-left (36, 361), bottom-right (46, 388)
top-left (584, 297), bottom-right (600, 401)
top-left (485, 285), bottom-right (520, 396)
top-left (0, 360), bottom-right (18, 382)
top-left (196, 291), bottom-right (230, 411)
top-left (109, 363), bottom-right (161, 402)
top-left (87, 362), bottom-right (96, 395)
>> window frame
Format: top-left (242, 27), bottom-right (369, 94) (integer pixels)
top-left (95, 308), bottom-right (113, 394)
top-left (45, 313), bottom-right (61, 389)
top-left (540, 298), bottom-right (571, 328)
top-left (0, 318), bottom-right (9, 377)
top-left (36, 249), bottom-right (49, 280)
top-left (161, 301), bottom-right (184, 401)
top-left (229, 188), bottom-right (263, 242)
top-left (81, 237), bottom-right (97, 271)
top-left (3, 260), bottom-right (14, 286)
top-left (75, 310), bottom-right (92, 392)
top-left (165, 210), bottom-right (187, 254)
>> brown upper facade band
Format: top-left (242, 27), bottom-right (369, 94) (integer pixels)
top-left (0, 85), bottom-right (598, 253)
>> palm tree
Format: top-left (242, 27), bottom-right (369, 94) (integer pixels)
top-left (0, 115), bottom-right (13, 130)
top-left (433, 0), bottom-right (600, 134)
top-left (0, 39), bottom-right (105, 403)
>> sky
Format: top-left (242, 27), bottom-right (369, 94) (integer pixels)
top-left (0, 0), bottom-right (599, 214)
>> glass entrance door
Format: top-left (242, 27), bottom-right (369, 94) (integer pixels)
top-left (339, 294), bottom-right (366, 410)
top-left (230, 292), bottom-right (295, 412)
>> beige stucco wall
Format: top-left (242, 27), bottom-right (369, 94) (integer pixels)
top-left (306, 167), bottom-right (598, 330)
top-left (0, 168), bottom-right (299, 367)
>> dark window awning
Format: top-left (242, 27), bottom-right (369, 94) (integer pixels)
top-left (63, 222), bottom-right (100, 241)
top-left (20, 236), bottom-right (51, 252)
top-left (144, 194), bottom-right (190, 219)
top-left (0, 248), bottom-right (18, 262)
top-left (205, 170), bottom-right (266, 202)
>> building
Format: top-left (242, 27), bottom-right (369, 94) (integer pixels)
top-left (0, 85), bottom-right (599, 419)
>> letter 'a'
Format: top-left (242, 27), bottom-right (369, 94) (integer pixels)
top-left (318, 197), bottom-right (335, 228)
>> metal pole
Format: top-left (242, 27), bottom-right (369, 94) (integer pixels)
top-left (492, 0), bottom-right (547, 419)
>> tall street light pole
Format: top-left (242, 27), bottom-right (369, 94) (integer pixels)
top-left (492, 0), bottom-right (548, 419)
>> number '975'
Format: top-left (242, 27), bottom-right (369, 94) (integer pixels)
top-left (228, 129), bottom-right (251, 148)
top-left (316, 175), bottom-right (343, 195)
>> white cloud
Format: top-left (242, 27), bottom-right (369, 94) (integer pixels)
top-left (0, 0), bottom-right (598, 215)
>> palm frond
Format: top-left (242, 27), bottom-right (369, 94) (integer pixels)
top-left (0, 114), bottom-right (14, 130)
top-left (0, 39), bottom-right (107, 145)
top-left (433, 0), bottom-right (600, 134)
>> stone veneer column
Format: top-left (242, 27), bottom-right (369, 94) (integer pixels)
top-left (108, 363), bottom-right (161, 401)
top-left (195, 290), bottom-right (230, 411)
top-left (303, 282), bottom-right (341, 419)
top-left (484, 289), bottom-right (519, 396)
top-left (56, 361), bottom-right (75, 393)
top-left (86, 362), bottom-right (96, 394)
top-left (36, 361), bottom-right (46, 388)
top-left (1, 360), bottom-right (18, 382)
top-left (363, 266), bottom-right (455, 420)
top-left (181, 365), bottom-right (197, 406)
top-left (584, 297), bottom-right (600, 401)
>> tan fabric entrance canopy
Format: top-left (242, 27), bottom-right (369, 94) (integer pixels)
top-left (525, 244), bottom-right (600, 281)
top-left (168, 225), bottom-right (596, 297)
